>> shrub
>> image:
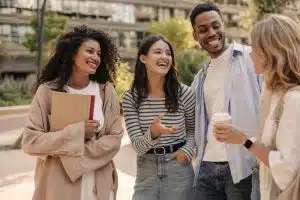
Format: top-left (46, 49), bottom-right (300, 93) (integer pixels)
top-left (176, 50), bottom-right (209, 86)
top-left (0, 75), bottom-right (35, 106)
top-left (115, 62), bottom-right (133, 100)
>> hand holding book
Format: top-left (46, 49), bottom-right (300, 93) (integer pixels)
top-left (50, 91), bottom-right (96, 134)
top-left (84, 120), bottom-right (100, 140)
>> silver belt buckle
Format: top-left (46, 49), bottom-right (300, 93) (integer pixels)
top-left (154, 147), bottom-right (166, 155)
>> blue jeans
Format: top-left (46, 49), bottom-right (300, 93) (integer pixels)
top-left (133, 153), bottom-right (194, 200)
top-left (194, 161), bottom-right (252, 200)
top-left (251, 164), bottom-right (260, 200)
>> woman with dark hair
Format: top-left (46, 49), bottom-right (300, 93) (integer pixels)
top-left (22, 25), bottom-right (124, 200)
top-left (122, 35), bottom-right (195, 200)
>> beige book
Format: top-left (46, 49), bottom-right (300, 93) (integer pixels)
top-left (50, 91), bottom-right (95, 131)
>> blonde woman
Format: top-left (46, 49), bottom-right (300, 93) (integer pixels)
top-left (213, 14), bottom-right (300, 200)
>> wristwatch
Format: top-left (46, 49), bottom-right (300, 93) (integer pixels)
top-left (243, 137), bottom-right (256, 150)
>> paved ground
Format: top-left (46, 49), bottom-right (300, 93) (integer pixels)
top-left (0, 130), bottom-right (136, 200)
top-left (0, 113), bottom-right (27, 133)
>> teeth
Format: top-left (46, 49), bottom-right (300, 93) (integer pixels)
top-left (209, 40), bottom-right (219, 45)
top-left (88, 63), bottom-right (97, 68)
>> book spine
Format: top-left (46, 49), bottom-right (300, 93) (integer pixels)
top-left (89, 95), bottom-right (95, 120)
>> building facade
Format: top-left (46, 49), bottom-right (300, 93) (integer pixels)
top-left (0, 0), bottom-right (249, 76)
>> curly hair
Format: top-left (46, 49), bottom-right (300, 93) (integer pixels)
top-left (34, 25), bottom-right (119, 92)
top-left (130, 35), bottom-right (182, 113)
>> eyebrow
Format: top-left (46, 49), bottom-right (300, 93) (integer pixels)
top-left (152, 48), bottom-right (171, 51)
top-left (85, 46), bottom-right (101, 52)
top-left (197, 20), bottom-right (219, 28)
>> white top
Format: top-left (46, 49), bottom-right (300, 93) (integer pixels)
top-left (203, 44), bottom-right (232, 162)
top-left (65, 81), bottom-right (104, 200)
top-left (260, 88), bottom-right (300, 200)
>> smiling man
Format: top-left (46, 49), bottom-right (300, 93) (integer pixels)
top-left (190, 2), bottom-right (262, 200)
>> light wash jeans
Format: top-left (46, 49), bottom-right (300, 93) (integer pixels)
top-left (133, 153), bottom-right (194, 200)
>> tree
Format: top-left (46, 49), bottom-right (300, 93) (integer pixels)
top-left (36, 0), bottom-right (47, 77)
top-left (23, 11), bottom-right (68, 70)
top-left (115, 62), bottom-right (133, 100)
top-left (149, 18), bottom-right (208, 85)
top-left (149, 18), bottom-right (196, 52)
top-left (14, 10), bottom-right (67, 149)
top-left (253, 0), bottom-right (296, 20)
top-left (177, 50), bottom-right (208, 86)
top-left (240, 0), bottom-right (297, 29)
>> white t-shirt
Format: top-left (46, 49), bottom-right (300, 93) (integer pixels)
top-left (203, 45), bottom-right (232, 162)
top-left (65, 81), bottom-right (104, 200)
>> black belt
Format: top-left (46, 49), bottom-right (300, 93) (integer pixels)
top-left (147, 141), bottom-right (186, 155)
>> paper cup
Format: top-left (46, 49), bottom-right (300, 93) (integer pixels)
top-left (211, 112), bottom-right (232, 124)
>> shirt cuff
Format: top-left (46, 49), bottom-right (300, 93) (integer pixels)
top-left (178, 147), bottom-right (193, 161)
top-left (144, 127), bottom-right (160, 147)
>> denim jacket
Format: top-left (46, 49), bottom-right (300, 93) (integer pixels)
top-left (191, 42), bottom-right (263, 184)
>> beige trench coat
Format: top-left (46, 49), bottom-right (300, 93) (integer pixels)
top-left (22, 81), bottom-right (124, 200)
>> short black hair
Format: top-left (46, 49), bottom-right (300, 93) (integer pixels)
top-left (190, 2), bottom-right (222, 26)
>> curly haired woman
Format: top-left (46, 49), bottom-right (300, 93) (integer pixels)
top-left (22, 25), bottom-right (124, 200)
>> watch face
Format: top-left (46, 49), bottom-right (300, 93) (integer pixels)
top-left (244, 139), bottom-right (253, 149)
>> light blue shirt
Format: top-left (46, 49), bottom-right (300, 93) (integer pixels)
top-left (191, 42), bottom-right (263, 184)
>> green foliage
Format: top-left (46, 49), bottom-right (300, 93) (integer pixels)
top-left (23, 11), bottom-right (68, 52)
top-left (176, 50), bottom-right (208, 86)
top-left (0, 75), bottom-right (35, 106)
top-left (150, 18), bottom-right (195, 52)
top-left (240, 0), bottom-right (297, 29)
top-left (115, 62), bottom-right (133, 99)
top-left (253, 0), bottom-right (295, 20)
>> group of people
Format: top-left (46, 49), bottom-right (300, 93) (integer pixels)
top-left (21, 2), bottom-right (300, 200)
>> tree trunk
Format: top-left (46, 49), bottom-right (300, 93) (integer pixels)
top-left (12, 0), bottom-right (47, 149)
top-left (36, 0), bottom-right (47, 78)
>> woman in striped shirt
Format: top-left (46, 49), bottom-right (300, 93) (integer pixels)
top-left (122, 35), bottom-right (195, 200)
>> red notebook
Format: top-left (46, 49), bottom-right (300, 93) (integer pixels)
top-left (50, 91), bottom-right (95, 131)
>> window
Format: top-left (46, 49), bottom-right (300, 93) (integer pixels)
top-left (169, 8), bottom-right (174, 18)
top-left (0, 24), bottom-right (12, 42)
top-left (0, 7), bottom-right (16, 13)
top-left (228, 0), bottom-right (238, 5)
top-left (184, 9), bottom-right (190, 18)
top-left (11, 24), bottom-right (19, 43)
top-left (0, 0), bottom-right (15, 7)
top-left (61, 0), bottom-right (73, 13)
top-left (214, 0), bottom-right (224, 4)
top-left (119, 32), bottom-right (126, 48)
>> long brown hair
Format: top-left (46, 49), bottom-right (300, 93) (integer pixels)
top-left (130, 35), bottom-right (181, 113)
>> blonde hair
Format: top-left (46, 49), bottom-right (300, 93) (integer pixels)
top-left (251, 14), bottom-right (300, 91)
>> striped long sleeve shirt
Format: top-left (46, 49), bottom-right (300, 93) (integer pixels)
top-left (122, 84), bottom-right (196, 160)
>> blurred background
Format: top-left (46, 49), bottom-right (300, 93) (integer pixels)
top-left (0, 0), bottom-right (299, 199)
